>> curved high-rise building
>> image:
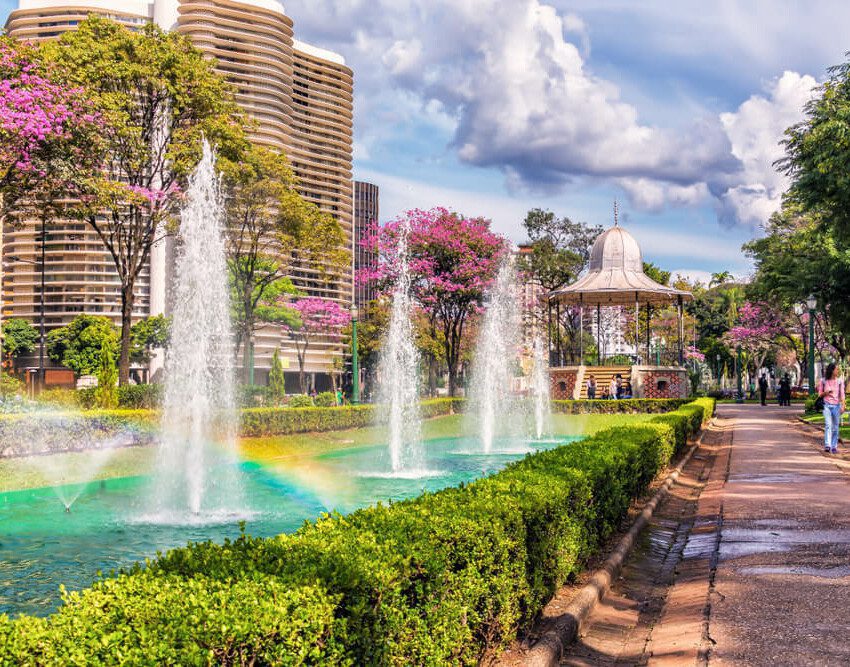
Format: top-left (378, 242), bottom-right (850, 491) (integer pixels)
top-left (4, 0), bottom-right (354, 386)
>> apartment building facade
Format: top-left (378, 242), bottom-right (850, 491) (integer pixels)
top-left (352, 181), bottom-right (379, 311)
top-left (4, 0), bottom-right (353, 386)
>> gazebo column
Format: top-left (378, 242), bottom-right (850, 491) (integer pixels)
top-left (555, 301), bottom-right (561, 366)
top-left (547, 299), bottom-right (553, 365)
top-left (634, 292), bottom-right (639, 364)
top-left (677, 295), bottom-right (684, 366)
top-left (646, 303), bottom-right (652, 363)
top-left (596, 303), bottom-right (601, 366)
top-left (579, 294), bottom-right (584, 364)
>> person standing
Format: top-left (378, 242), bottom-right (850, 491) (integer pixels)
top-left (586, 374), bottom-right (597, 400)
top-left (818, 363), bottom-right (845, 453)
top-left (778, 374), bottom-right (791, 406)
top-left (610, 374), bottom-right (620, 400)
top-left (758, 373), bottom-right (768, 406)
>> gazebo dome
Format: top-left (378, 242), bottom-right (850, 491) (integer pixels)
top-left (588, 225), bottom-right (643, 273)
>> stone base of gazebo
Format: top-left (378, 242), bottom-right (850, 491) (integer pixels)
top-left (550, 365), bottom-right (690, 400)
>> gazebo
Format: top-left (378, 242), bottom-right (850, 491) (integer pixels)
top-left (546, 222), bottom-right (693, 400)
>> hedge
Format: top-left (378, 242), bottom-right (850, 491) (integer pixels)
top-left (239, 398), bottom-right (465, 437)
top-left (0, 398), bottom-right (714, 665)
top-left (551, 397), bottom-right (689, 414)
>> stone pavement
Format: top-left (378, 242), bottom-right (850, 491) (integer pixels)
top-left (560, 403), bottom-right (850, 666)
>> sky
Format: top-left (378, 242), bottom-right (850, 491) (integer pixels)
top-left (3, 0), bottom-right (848, 283)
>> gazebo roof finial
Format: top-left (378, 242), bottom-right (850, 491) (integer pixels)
top-left (613, 199), bottom-right (619, 227)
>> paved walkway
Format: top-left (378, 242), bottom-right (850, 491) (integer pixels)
top-left (560, 403), bottom-right (850, 666)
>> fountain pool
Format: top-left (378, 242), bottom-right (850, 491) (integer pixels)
top-left (0, 430), bottom-right (580, 617)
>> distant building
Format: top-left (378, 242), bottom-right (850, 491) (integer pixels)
top-left (4, 0), bottom-right (354, 388)
top-left (353, 181), bottom-right (379, 311)
top-left (515, 244), bottom-right (545, 352)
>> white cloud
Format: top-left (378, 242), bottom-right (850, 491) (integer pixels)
top-left (715, 71), bottom-right (818, 227)
top-left (286, 0), bottom-right (825, 228)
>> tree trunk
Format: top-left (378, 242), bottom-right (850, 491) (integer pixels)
top-left (241, 322), bottom-right (253, 385)
top-left (428, 354), bottom-right (437, 397)
top-left (119, 284), bottom-right (134, 386)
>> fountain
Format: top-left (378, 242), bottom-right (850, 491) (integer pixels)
top-left (148, 140), bottom-right (244, 521)
top-left (376, 219), bottom-right (424, 473)
top-left (531, 336), bottom-right (551, 439)
top-left (468, 257), bottom-right (523, 452)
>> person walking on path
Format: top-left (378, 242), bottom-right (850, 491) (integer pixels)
top-left (778, 373), bottom-right (791, 406)
top-left (818, 362), bottom-right (845, 453)
top-left (586, 374), bottom-right (596, 399)
top-left (758, 373), bottom-right (768, 406)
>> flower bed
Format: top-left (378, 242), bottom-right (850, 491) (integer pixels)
top-left (0, 398), bottom-right (715, 664)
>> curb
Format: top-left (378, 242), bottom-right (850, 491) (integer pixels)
top-left (519, 422), bottom-right (712, 667)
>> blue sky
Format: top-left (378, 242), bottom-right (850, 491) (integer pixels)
top-left (5, 0), bottom-right (848, 283)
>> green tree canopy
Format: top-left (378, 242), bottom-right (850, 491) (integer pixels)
top-left (2, 318), bottom-right (39, 362)
top-left (47, 314), bottom-right (118, 376)
top-left (40, 16), bottom-right (248, 385)
top-left (130, 314), bottom-right (171, 365)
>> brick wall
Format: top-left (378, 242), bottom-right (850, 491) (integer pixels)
top-left (550, 368), bottom-right (579, 400)
top-left (635, 367), bottom-right (688, 399)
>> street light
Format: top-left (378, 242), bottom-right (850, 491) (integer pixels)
top-left (736, 345), bottom-right (744, 403)
top-left (6, 250), bottom-right (46, 392)
top-left (806, 294), bottom-right (817, 396)
top-left (350, 303), bottom-right (360, 404)
top-left (716, 353), bottom-right (721, 382)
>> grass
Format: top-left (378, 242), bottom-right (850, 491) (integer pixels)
top-left (801, 412), bottom-right (850, 440)
top-left (0, 412), bottom-right (658, 494)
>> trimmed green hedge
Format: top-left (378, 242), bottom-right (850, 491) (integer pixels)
top-left (0, 398), bottom-right (714, 664)
top-left (552, 397), bottom-right (689, 414)
top-left (240, 398), bottom-right (465, 437)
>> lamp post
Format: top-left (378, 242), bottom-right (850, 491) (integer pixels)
top-left (807, 294), bottom-right (817, 396)
top-left (736, 345), bottom-right (744, 403)
top-left (7, 249), bottom-right (45, 392)
top-left (350, 303), bottom-right (360, 404)
top-left (716, 353), bottom-right (721, 382)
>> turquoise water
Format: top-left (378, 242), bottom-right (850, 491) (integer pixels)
top-left (0, 434), bottom-right (578, 617)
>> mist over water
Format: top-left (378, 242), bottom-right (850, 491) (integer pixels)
top-left (149, 140), bottom-right (244, 522)
top-left (376, 218), bottom-right (424, 473)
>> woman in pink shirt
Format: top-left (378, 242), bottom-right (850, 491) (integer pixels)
top-left (818, 363), bottom-right (845, 453)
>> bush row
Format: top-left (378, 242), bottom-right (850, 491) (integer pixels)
top-left (240, 398), bottom-right (465, 437)
top-left (551, 398), bottom-right (689, 414)
top-left (0, 398), bottom-right (715, 664)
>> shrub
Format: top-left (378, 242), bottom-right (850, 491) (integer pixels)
top-left (287, 394), bottom-right (314, 408)
top-left (315, 391), bottom-right (338, 407)
top-left (237, 384), bottom-right (271, 408)
top-left (551, 398), bottom-right (688, 415)
top-left (0, 573), bottom-right (344, 665)
top-left (117, 383), bottom-right (163, 409)
top-left (0, 373), bottom-right (24, 398)
top-left (35, 387), bottom-right (81, 408)
top-left (6, 400), bottom-right (712, 663)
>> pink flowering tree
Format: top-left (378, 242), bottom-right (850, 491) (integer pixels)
top-left (724, 301), bottom-right (786, 371)
top-left (0, 38), bottom-right (104, 223)
top-left (360, 207), bottom-right (509, 396)
top-left (285, 297), bottom-right (349, 394)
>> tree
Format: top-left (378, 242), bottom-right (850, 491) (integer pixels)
top-left (94, 340), bottom-right (118, 408)
top-left (221, 145), bottom-right (346, 381)
top-left (362, 208), bottom-right (508, 396)
top-left (780, 55), bottom-right (850, 240)
top-left (0, 38), bottom-right (104, 222)
top-left (1, 318), bottom-right (38, 367)
top-left (268, 348), bottom-right (286, 404)
top-left (643, 261), bottom-right (671, 286)
top-left (517, 209), bottom-right (603, 364)
top-left (285, 297), bottom-right (349, 394)
top-left (40, 17), bottom-right (248, 385)
top-left (130, 314), bottom-right (170, 366)
top-left (724, 302), bottom-right (787, 372)
top-left (46, 314), bottom-right (118, 376)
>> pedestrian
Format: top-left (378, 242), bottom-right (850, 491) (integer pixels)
top-left (758, 373), bottom-right (768, 406)
top-left (622, 380), bottom-right (633, 399)
top-left (778, 374), bottom-right (791, 406)
top-left (610, 374), bottom-right (620, 400)
top-left (336, 388), bottom-right (343, 406)
top-left (586, 374), bottom-right (597, 399)
top-left (818, 362), bottom-right (845, 453)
